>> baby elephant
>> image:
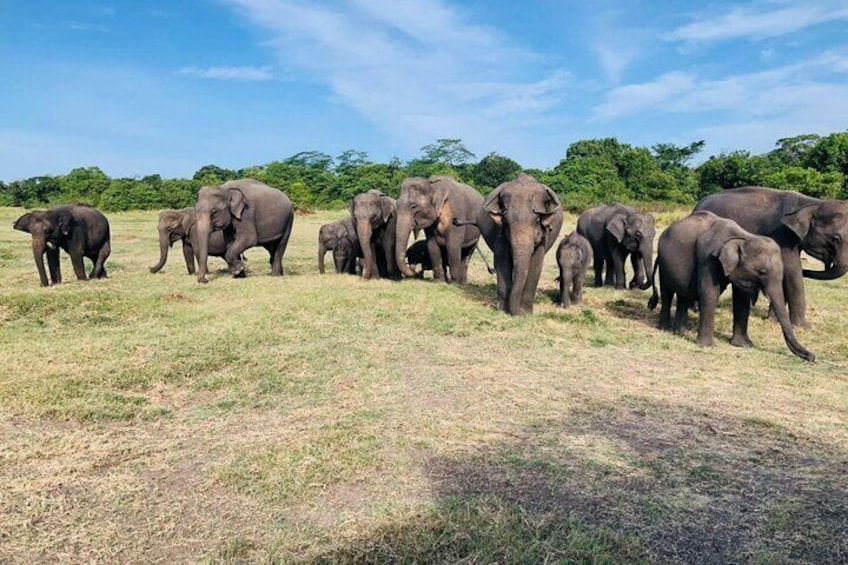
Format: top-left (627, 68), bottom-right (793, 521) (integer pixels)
top-left (405, 240), bottom-right (489, 280)
top-left (649, 211), bottom-right (814, 361)
top-left (555, 232), bottom-right (592, 307)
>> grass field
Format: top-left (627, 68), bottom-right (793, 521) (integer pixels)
top-left (1, 206), bottom-right (847, 564)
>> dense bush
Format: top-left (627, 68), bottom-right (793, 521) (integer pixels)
top-left (2, 132), bottom-right (846, 212)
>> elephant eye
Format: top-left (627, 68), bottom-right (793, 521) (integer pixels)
top-left (831, 234), bottom-right (842, 243)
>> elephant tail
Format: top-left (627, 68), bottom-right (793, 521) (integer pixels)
top-left (474, 245), bottom-right (495, 275)
top-left (647, 260), bottom-right (660, 311)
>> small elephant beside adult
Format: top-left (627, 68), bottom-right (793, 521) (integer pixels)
top-left (193, 179), bottom-right (294, 284)
top-left (478, 173), bottom-right (564, 316)
top-left (318, 217), bottom-right (361, 275)
top-left (13, 203), bottom-right (111, 287)
top-left (695, 186), bottom-right (848, 327)
top-left (576, 204), bottom-right (655, 290)
top-left (150, 208), bottom-right (232, 275)
top-left (556, 232), bottom-right (592, 308)
top-left (394, 176), bottom-right (482, 284)
top-left (350, 190), bottom-right (400, 280)
top-left (649, 211), bottom-right (814, 362)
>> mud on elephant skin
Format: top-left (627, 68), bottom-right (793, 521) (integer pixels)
top-left (193, 179), bottom-right (294, 284)
top-left (556, 231), bottom-right (592, 308)
top-left (149, 208), bottom-right (232, 275)
top-left (13, 203), bottom-right (111, 287)
top-left (479, 173), bottom-right (563, 316)
top-left (576, 204), bottom-right (655, 290)
top-left (649, 211), bottom-right (814, 361)
top-left (318, 217), bottom-right (361, 274)
top-left (695, 185), bottom-right (848, 328)
top-left (350, 190), bottom-right (400, 280)
top-left (395, 175), bottom-right (483, 284)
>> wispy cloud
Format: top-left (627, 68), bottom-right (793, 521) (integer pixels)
top-left (179, 65), bottom-right (274, 81)
top-left (90, 5), bottom-right (116, 18)
top-left (665, 1), bottom-right (848, 43)
top-left (222, 0), bottom-right (569, 153)
top-left (67, 21), bottom-right (110, 33)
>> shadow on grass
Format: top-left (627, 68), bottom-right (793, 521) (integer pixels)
top-left (456, 281), bottom-right (499, 310)
top-left (603, 293), bottom-right (657, 328)
top-left (301, 398), bottom-right (847, 564)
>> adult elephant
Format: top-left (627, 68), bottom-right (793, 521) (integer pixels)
top-left (318, 217), bottom-right (360, 274)
top-left (576, 204), bottom-right (655, 290)
top-left (194, 179), bottom-right (294, 284)
top-left (350, 190), bottom-right (399, 280)
top-left (479, 173), bottom-right (563, 316)
top-left (648, 211), bottom-right (814, 362)
top-left (150, 208), bottom-right (230, 274)
top-left (394, 176), bottom-right (482, 284)
top-left (695, 186), bottom-right (848, 327)
top-left (13, 203), bottom-right (111, 287)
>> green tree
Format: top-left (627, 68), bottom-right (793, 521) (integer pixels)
top-left (419, 138), bottom-right (476, 167)
top-left (59, 166), bottom-right (110, 204)
top-left (770, 134), bottom-right (821, 166)
top-left (696, 151), bottom-right (769, 198)
top-left (651, 140), bottom-right (706, 170)
top-left (470, 152), bottom-right (521, 192)
top-left (760, 167), bottom-right (844, 200)
top-left (192, 164), bottom-right (238, 185)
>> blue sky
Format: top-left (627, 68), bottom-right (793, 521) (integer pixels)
top-left (1, 0), bottom-right (847, 180)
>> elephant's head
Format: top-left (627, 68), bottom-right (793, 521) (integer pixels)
top-left (318, 219), bottom-right (354, 274)
top-left (194, 185), bottom-right (246, 283)
top-left (607, 211), bottom-right (655, 289)
top-left (394, 176), bottom-right (451, 277)
top-left (783, 200), bottom-right (848, 280)
top-left (13, 209), bottom-right (73, 286)
top-left (713, 232), bottom-right (814, 361)
top-left (484, 173), bottom-right (563, 315)
top-left (150, 209), bottom-right (193, 273)
top-left (351, 190), bottom-right (396, 279)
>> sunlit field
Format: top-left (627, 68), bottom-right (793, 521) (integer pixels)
top-left (1, 206), bottom-right (846, 564)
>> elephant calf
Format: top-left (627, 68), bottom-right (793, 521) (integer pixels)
top-left (556, 232), bottom-right (592, 308)
top-left (150, 208), bottom-right (231, 274)
top-left (318, 217), bottom-right (361, 274)
top-left (13, 204), bottom-right (111, 287)
top-left (649, 211), bottom-right (814, 361)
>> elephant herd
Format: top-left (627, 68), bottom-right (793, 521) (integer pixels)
top-left (12, 177), bottom-right (848, 362)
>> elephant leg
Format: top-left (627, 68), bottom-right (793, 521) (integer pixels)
top-left (225, 240), bottom-right (251, 277)
top-left (730, 288), bottom-right (754, 348)
top-left (611, 248), bottom-right (626, 290)
top-left (426, 238), bottom-right (446, 281)
top-left (271, 217), bottom-right (293, 276)
top-left (696, 275), bottom-right (720, 347)
top-left (494, 240), bottom-right (510, 312)
top-left (558, 269), bottom-right (568, 307)
top-left (571, 269), bottom-right (585, 305)
top-left (593, 253), bottom-right (605, 287)
top-left (445, 233), bottom-right (466, 284)
top-left (69, 249), bottom-right (88, 281)
top-left (46, 247), bottom-right (62, 285)
top-left (520, 246), bottom-right (546, 314)
top-left (658, 286), bottom-right (673, 331)
top-left (779, 249), bottom-right (808, 328)
top-left (182, 242), bottom-right (196, 275)
top-left (91, 241), bottom-right (110, 279)
top-left (673, 296), bottom-right (690, 333)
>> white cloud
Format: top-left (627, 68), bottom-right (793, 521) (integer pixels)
top-left (592, 71), bottom-right (696, 121)
top-left (91, 5), bottom-right (116, 18)
top-left (665, 1), bottom-right (848, 43)
top-left (67, 21), bottom-right (110, 33)
top-left (221, 0), bottom-right (568, 153)
top-left (179, 65), bottom-right (274, 81)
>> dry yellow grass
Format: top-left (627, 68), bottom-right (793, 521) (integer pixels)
top-left (0, 207), bottom-right (846, 563)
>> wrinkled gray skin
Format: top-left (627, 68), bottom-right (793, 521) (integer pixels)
top-left (350, 190), bottom-right (399, 280)
top-left (404, 239), bottom-right (477, 280)
top-left (695, 186), bottom-right (848, 328)
top-left (318, 217), bottom-right (361, 274)
top-left (648, 211), bottom-right (814, 362)
top-left (556, 232), bottom-right (592, 308)
top-left (194, 179), bottom-right (294, 284)
top-left (13, 204), bottom-right (111, 287)
top-left (150, 208), bottom-right (230, 274)
top-left (395, 176), bottom-right (482, 284)
top-left (479, 173), bottom-right (563, 316)
top-left (576, 204), bottom-right (655, 290)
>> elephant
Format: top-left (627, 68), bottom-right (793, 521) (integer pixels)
top-left (576, 204), bottom-right (655, 290)
top-left (318, 217), bottom-right (361, 274)
top-left (394, 175), bottom-right (483, 284)
top-left (13, 203), bottom-right (111, 287)
top-left (555, 232), bottom-right (592, 308)
top-left (350, 190), bottom-right (399, 280)
top-left (648, 211), bottom-right (814, 362)
top-left (694, 186), bottom-right (848, 328)
top-left (193, 179), bottom-right (294, 284)
top-left (149, 208), bottom-right (231, 274)
top-left (478, 173), bottom-right (564, 316)
top-left (403, 239), bottom-right (484, 280)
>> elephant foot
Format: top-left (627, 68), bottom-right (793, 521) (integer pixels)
top-left (695, 335), bottom-right (714, 347)
top-left (628, 280), bottom-right (643, 290)
top-left (730, 335), bottom-right (754, 348)
top-left (231, 261), bottom-right (246, 278)
top-left (197, 277), bottom-right (208, 284)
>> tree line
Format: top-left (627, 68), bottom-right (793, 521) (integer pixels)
top-left (1, 132), bottom-right (846, 213)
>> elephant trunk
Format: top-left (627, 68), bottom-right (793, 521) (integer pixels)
top-left (640, 239), bottom-right (654, 290)
top-left (150, 228), bottom-right (170, 273)
top-left (558, 267), bottom-right (570, 307)
top-left (195, 213), bottom-right (211, 283)
top-left (356, 218), bottom-right (376, 279)
top-left (318, 240), bottom-right (327, 274)
top-left (508, 228), bottom-right (534, 315)
top-left (766, 282), bottom-right (815, 362)
top-left (802, 248), bottom-right (848, 280)
top-left (32, 239), bottom-right (48, 287)
top-left (647, 261), bottom-right (660, 310)
top-left (395, 208), bottom-right (418, 278)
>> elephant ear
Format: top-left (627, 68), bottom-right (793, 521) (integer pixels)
top-left (57, 210), bottom-right (74, 235)
top-left (483, 185), bottom-right (506, 226)
top-left (429, 177), bottom-right (450, 215)
top-left (534, 186), bottom-right (561, 228)
top-left (13, 213), bottom-right (33, 233)
top-left (716, 238), bottom-right (745, 277)
top-left (606, 214), bottom-right (627, 243)
top-left (380, 197), bottom-right (396, 223)
top-left (229, 188), bottom-right (247, 221)
top-left (782, 204), bottom-right (818, 240)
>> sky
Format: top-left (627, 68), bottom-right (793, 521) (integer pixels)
top-left (1, 0), bottom-right (847, 181)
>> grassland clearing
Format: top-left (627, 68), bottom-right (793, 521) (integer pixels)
top-left (1, 207), bottom-right (846, 563)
